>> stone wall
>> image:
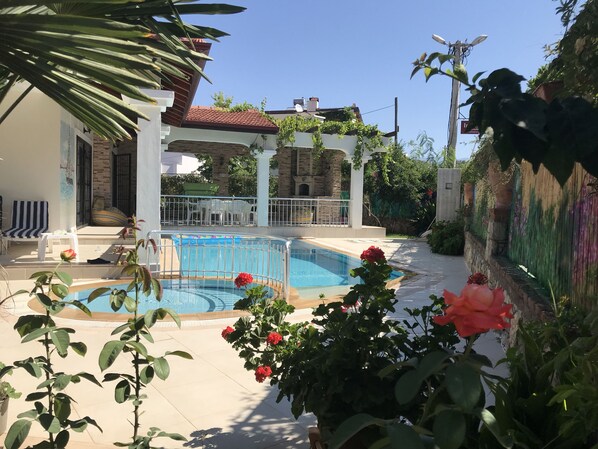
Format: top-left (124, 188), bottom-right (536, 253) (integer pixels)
top-left (92, 136), bottom-right (113, 205)
top-left (465, 231), bottom-right (552, 345)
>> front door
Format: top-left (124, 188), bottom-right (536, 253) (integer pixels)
top-left (76, 136), bottom-right (92, 226)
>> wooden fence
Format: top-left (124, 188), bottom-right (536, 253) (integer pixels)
top-left (471, 162), bottom-right (597, 309)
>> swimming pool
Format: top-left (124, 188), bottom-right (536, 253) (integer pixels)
top-left (65, 239), bottom-right (403, 314)
top-left (66, 279), bottom-right (269, 314)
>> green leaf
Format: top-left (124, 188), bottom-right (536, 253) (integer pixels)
top-left (418, 351), bottom-right (451, 377)
top-left (126, 341), bottom-right (148, 357)
top-left (75, 372), bottom-right (102, 388)
top-left (25, 391), bottom-right (49, 401)
top-left (35, 293), bottom-right (53, 308)
top-left (55, 430), bottom-right (70, 449)
top-left (114, 379), bottom-right (131, 403)
top-left (153, 357), bottom-right (170, 380)
top-left (99, 340), bottom-right (125, 370)
top-left (51, 284), bottom-right (69, 299)
top-left (387, 422), bottom-right (425, 449)
top-left (433, 410), bottom-right (465, 449)
top-left (140, 366), bottom-right (154, 384)
top-left (69, 341), bottom-right (87, 356)
top-left (39, 413), bottom-right (61, 433)
top-left (327, 414), bottom-right (385, 449)
top-left (53, 374), bottom-right (72, 391)
top-left (5, 419), bottom-right (32, 449)
top-left (164, 350), bottom-right (193, 360)
top-left (69, 419), bottom-right (88, 433)
top-left (395, 369), bottom-right (422, 404)
top-left (109, 291), bottom-right (125, 312)
top-left (21, 327), bottom-right (51, 343)
top-left (124, 296), bottom-right (137, 313)
top-left (55, 271), bottom-right (73, 287)
top-left (54, 395), bottom-right (72, 422)
top-left (68, 301), bottom-right (91, 317)
top-left (88, 287), bottom-right (110, 302)
top-left (453, 63), bottom-right (468, 84)
top-left (445, 363), bottom-right (482, 411)
top-left (51, 329), bottom-right (71, 357)
top-left (478, 409), bottom-right (513, 448)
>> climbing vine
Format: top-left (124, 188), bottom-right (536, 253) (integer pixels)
top-left (275, 115), bottom-right (385, 168)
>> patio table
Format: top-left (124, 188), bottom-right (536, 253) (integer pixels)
top-left (38, 231), bottom-right (79, 262)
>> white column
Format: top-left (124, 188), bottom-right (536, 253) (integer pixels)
top-left (123, 90), bottom-right (174, 239)
top-left (348, 156), bottom-right (370, 229)
top-left (255, 150), bottom-right (276, 227)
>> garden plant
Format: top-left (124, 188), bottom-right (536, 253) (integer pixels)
top-left (224, 246), bottom-right (461, 446)
top-left (0, 219), bottom-right (192, 449)
top-left (1, 249), bottom-right (102, 449)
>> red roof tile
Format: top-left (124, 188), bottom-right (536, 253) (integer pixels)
top-left (183, 106), bottom-right (279, 134)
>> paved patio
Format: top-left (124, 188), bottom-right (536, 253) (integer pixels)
top-left (0, 237), bottom-right (505, 449)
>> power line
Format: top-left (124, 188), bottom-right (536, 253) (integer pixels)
top-left (361, 104), bottom-right (394, 115)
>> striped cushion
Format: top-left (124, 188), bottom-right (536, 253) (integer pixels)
top-left (92, 208), bottom-right (128, 226)
top-left (4, 200), bottom-right (49, 238)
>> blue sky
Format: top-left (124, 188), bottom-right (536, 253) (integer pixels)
top-left (190, 1), bottom-right (565, 160)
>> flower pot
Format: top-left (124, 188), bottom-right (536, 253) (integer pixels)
top-left (463, 182), bottom-right (474, 206)
top-left (309, 425), bottom-right (369, 449)
top-left (487, 162), bottom-right (513, 209)
top-left (0, 397), bottom-right (9, 434)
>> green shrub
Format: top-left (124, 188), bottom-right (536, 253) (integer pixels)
top-left (427, 220), bottom-right (465, 255)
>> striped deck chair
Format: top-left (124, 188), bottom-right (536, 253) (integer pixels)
top-left (4, 200), bottom-right (49, 240)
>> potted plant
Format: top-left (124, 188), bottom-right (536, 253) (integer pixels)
top-left (0, 362), bottom-right (21, 435)
top-left (223, 247), bottom-right (460, 448)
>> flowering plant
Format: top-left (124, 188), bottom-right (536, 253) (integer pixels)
top-left (224, 249), bottom-right (460, 445)
top-left (330, 276), bottom-right (514, 449)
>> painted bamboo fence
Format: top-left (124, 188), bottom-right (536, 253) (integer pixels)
top-left (508, 162), bottom-right (598, 309)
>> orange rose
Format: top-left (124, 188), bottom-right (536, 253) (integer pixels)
top-left (433, 284), bottom-right (513, 337)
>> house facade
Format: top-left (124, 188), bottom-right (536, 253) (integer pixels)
top-left (0, 42), bottom-right (387, 239)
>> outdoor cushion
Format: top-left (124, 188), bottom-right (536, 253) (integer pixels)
top-left (92, 208), bottom-right (128, 226)
top-left (4, 200), bottom-right (49, 238)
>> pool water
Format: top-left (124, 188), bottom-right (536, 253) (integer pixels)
top-left (67, 279), bottom-right (253, 314)
top-left (66, 240), bottom-right (403, 314)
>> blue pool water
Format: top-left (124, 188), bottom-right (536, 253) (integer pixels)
top-left (66, 240), bottom-right (403, 314)
top-left (67, 279), bottom-right (253, 314)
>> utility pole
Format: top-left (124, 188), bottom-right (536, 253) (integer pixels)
top-left (394, 96), bottom-right (399, 145)
top-left (446, 43), bottom-right (462, 166)
top-left (432, 34), bottom-right (487, 167)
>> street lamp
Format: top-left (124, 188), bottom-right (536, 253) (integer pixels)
top-left (433, 34), bottom-right (487, 167)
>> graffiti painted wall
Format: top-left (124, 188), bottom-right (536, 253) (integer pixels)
top-left (509, 162), bottom-right (598, 308)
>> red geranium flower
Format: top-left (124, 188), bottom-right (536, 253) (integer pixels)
top-left (221, 326), bottom-right (234, 340)
top-left (60, 249), bottom-right (77, 262)
top-left (255, 365), bottom-right (272, 383)
top-left (266, 332), bottom-right (283, 345)
top-left (467, 272), bottom-right (488, 285)
top-left (234, 272), bottom-right (253, 288)
top-left (433, 284), bottom-right (513, 337)
top-left (360, 246), bottom-right (386, 264)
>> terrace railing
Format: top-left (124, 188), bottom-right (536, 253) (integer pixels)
top-left (268, 197), bottom-right (349, 227)
top-left (146, 230), bottom-right (291, 300)
top-left (160, 195), bottom-right (350, 227)
top-left (161, 195), bottom-right (257, 226)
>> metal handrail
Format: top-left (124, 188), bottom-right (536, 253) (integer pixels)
top-left (145, 230), bottom-right (291, 300)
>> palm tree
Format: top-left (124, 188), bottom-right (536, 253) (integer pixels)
top-left (0, 0), bottom-right (244, 140)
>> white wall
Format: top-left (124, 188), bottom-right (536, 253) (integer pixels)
top-left (161, 152), bottom-right (199, 175)
top-left (0, 84), bottom-right (82, 232)
top-left (436, 168), bottom-right (462, 222)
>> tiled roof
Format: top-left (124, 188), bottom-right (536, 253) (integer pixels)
top-left (183, 106), bottom-right (279, 134)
